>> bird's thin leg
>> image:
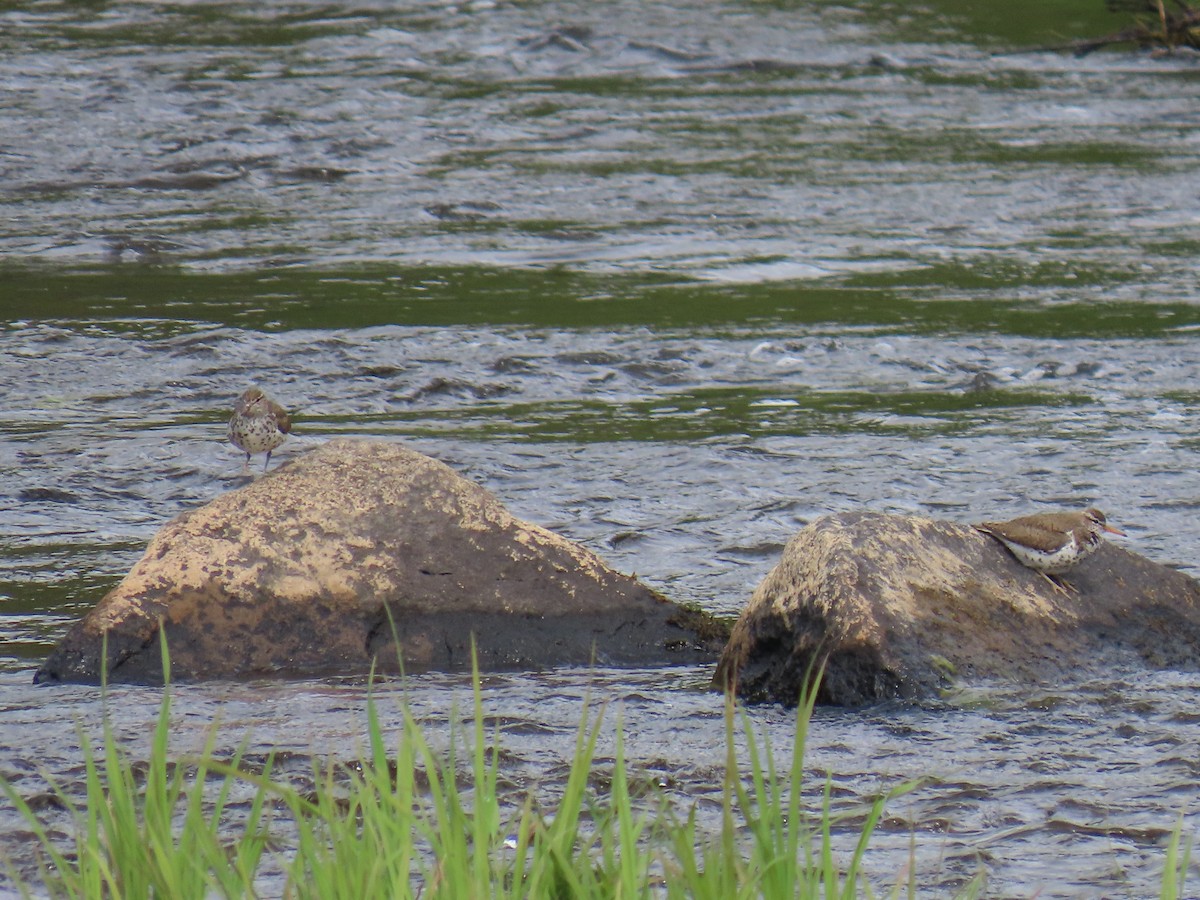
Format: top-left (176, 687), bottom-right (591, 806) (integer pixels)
top-left (241, 453), bottom-right (251, 476)
top-left (1041, 572), bottom-right (1076, 596)
top-left (263, 451), bottom-right (272, 472)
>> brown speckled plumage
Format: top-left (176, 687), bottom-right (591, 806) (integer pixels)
top-left (229, 387), bottom-right (291, 473)
top-left (976, 507), bottom-right (1124, 590)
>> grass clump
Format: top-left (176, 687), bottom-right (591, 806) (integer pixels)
top-left (0, 649), bottom-right (915, 899)
top-left (6, 638), bottom-right (1186, 898)
top-left (1161, 813), bottom-right (1193, 900)
top-left (1, 636), bottom-right (271, 898)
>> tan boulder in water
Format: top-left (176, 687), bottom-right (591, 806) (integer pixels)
top-left (37, 439), bottom-right (725, 684)
top-left (714, 511), bottom-right (1200, 706)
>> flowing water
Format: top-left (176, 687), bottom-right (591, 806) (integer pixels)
top-left (4, 0), bottom-right (1200, 895)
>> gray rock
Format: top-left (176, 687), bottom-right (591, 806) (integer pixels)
top-left (714, 511), bottom-right (1200, 706)
top-left (37, 439), bottom-right (726, 684)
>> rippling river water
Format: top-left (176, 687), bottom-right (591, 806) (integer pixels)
top-left (4, 0), bottom-right (1200, 895)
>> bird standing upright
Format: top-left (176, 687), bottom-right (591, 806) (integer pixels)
top-left (228, 387), bottom-right (291, 474)
top-left (975, 507), bottom-right (1125, 592)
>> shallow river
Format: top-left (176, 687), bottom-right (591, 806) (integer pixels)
top-left (4, 0), bottom-right (1200, 895)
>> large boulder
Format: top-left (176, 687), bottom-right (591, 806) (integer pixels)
top-left (714, 511), bottom-right (1200, 706)
top-left (37, 439), bottom-right (726, 684)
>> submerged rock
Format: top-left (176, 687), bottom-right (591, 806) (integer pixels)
top-left (37, 439), bottom-right (726, 684)
top-left (714, 511), bottom-right (1200, 706)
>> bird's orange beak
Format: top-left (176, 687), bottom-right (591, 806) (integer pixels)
top-left (1104, 524), bottom-right (1126, 537)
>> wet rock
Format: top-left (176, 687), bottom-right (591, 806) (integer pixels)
top-left (37, 439), bottom-right (725, 685)
top-left (714, 511), bottom-right (1200, 707)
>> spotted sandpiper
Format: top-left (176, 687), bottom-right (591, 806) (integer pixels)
top-left (228, 387), bottom-right (291, 473)
top-left (975, 507), bottom-right (1125, 592)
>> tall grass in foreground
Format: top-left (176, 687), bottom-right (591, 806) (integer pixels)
top-left (0, 637), bottom-right (271, 898)
top-left (0, 641), bottom-right (1188, 898)
top-left (1162, 814), bottom-right (1194, 900)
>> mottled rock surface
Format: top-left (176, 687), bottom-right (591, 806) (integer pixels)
top-left (37, 439), bottom-right (726, 684)
top-left (714, 511), bottom-right (1200, 706)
